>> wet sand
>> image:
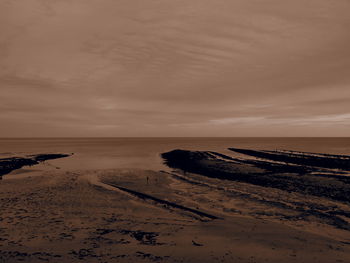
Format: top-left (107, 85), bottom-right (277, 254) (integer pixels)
top-left (1, 150), bottom-right (350, 262)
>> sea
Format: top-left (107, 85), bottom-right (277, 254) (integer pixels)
top-left (1, 137), bottom-right (350, 179)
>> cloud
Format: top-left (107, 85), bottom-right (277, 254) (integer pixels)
top-left (210, 117), bottom-right (267, 125)
top-left (0, 0), bottom-right (350, 136)
top-left (210, 113), bottom-right (350, 127)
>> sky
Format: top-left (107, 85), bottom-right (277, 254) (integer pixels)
top-left (1, 0), bottom-right (350, 137)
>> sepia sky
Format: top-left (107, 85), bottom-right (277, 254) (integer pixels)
top-left (1, 0), bottom-right (350, 137)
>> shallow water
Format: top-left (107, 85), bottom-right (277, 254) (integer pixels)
top-left (1, 137), bottom-right (350, 179)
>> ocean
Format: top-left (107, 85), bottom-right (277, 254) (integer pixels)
top-left (1, 137), bottom-right (350, 179)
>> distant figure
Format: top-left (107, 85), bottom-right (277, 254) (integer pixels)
top-left (192, 240), bottom-right (203, 246)
top-left (146, 176), bottom-right (149, 184)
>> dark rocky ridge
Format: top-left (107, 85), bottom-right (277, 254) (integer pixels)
top-left (161, 149), bottom-right (350, 203)
top-left (229, 148), bottom-right (350, 171)
top-left (0, 153), bottom-right (71, 177)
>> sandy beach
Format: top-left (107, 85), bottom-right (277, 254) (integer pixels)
top-left (1, 153), bottom-right (350, 262)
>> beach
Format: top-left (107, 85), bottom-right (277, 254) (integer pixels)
top-left (1, 138), bottom-right (350, 262)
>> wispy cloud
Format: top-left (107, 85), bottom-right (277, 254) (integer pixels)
top-left (210, 117), bottom-right (267, 125)
top-left (210, 113), bottom-right (350, 126)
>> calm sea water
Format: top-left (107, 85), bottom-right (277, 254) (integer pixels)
top-left (1, 137), bottom-right (350, 178)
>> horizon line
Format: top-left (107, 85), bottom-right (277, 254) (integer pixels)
top-left (0, 136), bottom-right (349, 139)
